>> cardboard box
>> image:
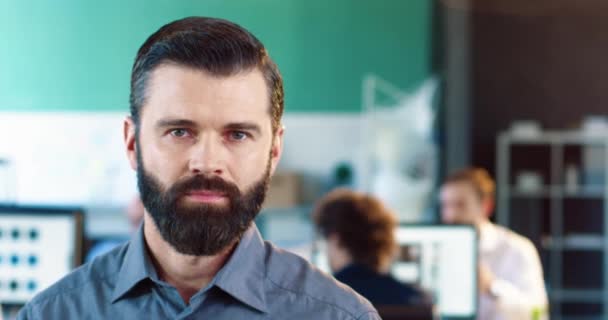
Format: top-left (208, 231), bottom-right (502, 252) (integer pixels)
top-left (263, 172), bottom-right (301, 209)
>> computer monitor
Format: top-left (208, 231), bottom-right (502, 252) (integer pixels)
top-left (0, 205), bottom-right (84, 305)
top-left (312, 224), bottom-right (477, 319)
top-left (393, 225), bottom-right (477, 319)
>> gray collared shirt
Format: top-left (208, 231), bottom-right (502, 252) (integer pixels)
top-left (17, 223), bottom-right (379, 319)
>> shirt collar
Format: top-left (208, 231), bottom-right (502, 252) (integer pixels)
top-left (110, 222), bottom-right (268, 314)
top-left (213, 223), bottom-right (268, 313)
top-left (111, 223), bottom-right (159, 303)
top-left (479, 221), bottom-right (500, 253)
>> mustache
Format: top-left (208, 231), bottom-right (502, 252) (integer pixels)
top-left (168, 174), bottom-right (241, 199)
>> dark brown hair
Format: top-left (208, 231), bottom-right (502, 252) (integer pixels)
top-left (313, 188), bottom-right (398, 272)
top-left (129, 17), bottom-right (284, 132)
top-left (444, 167), bottom-right (496, 201)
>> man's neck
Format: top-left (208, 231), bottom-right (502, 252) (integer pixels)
top-left (475, 218), bottom-right (492, 231)
top-left (142, 215), bottom-right (237, 305)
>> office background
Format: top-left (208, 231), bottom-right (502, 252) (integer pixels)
top-left (2, 1), bottom-right (608, 319)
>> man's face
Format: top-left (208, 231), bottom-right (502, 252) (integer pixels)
top-left (124, 64), bottom-right (283, 255)
top-left (439, 181), bottom-right (485, 225)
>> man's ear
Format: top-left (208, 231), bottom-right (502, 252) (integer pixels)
top-left (124, 117), bottom-right (138, 171)
top-left (269, 125), bottom-right (285, 176)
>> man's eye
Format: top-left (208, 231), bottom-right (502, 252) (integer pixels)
top-left (170, 129), bottom-right (189, 137)
top-left (229, 131), bottom-right (248, 141)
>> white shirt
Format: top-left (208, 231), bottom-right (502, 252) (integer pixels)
top-left (477, 222), bottom-right (548, 320)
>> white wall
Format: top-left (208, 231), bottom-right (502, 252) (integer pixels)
top-left (0, 112), bottom-right (365, 236)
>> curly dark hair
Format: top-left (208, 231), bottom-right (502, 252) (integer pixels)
top-left (313, 188), bottom-right (398, 272)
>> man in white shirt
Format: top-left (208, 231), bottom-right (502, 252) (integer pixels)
top-left (439, 168), bottom-right (548, 320)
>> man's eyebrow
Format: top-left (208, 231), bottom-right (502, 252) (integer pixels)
top-left (155, 119), bottom-right (198, 129)
top-left (224, 122), bottom-right (262, 135)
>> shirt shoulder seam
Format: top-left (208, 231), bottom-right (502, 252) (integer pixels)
top-left (263, 274), bottom-right (371, 319)
top-left (355, 310), bottom-right (380, 320)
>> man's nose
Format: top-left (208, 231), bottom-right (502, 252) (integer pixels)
top-left (187, 134), bottom-right (226, 177)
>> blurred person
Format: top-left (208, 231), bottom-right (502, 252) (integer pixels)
top-left (313, 188), bottom-right (432, 307)
top-left (17, 17), bottom-right (377, 320)
top-left (85, 195), bottom-right (145, 262)
top-left (440, 168), bottom-right (548, 320)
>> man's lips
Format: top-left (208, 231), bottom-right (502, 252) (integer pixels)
top-left (184, 190), bottom-right (228, 203)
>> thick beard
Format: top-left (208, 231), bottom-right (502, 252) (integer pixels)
top-left (136, 149), bottom-right (270, 256)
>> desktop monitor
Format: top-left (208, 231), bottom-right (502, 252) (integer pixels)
top-left (393, 225), bottom-right (477, 319)
top-left (0, 205), bottom-right (84, 305)
top-left (313, 224), bottom-right (477, 319)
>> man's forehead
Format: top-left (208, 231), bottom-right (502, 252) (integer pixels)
top-left (147, 64), bottom-right (267, 98)
top-left (142, 64), bottom-right (272, 127)
top-left (441, 181), bottom-right (478, 198)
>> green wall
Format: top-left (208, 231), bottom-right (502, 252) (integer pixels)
top-left (0, 0), bottom-right (431, 113)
